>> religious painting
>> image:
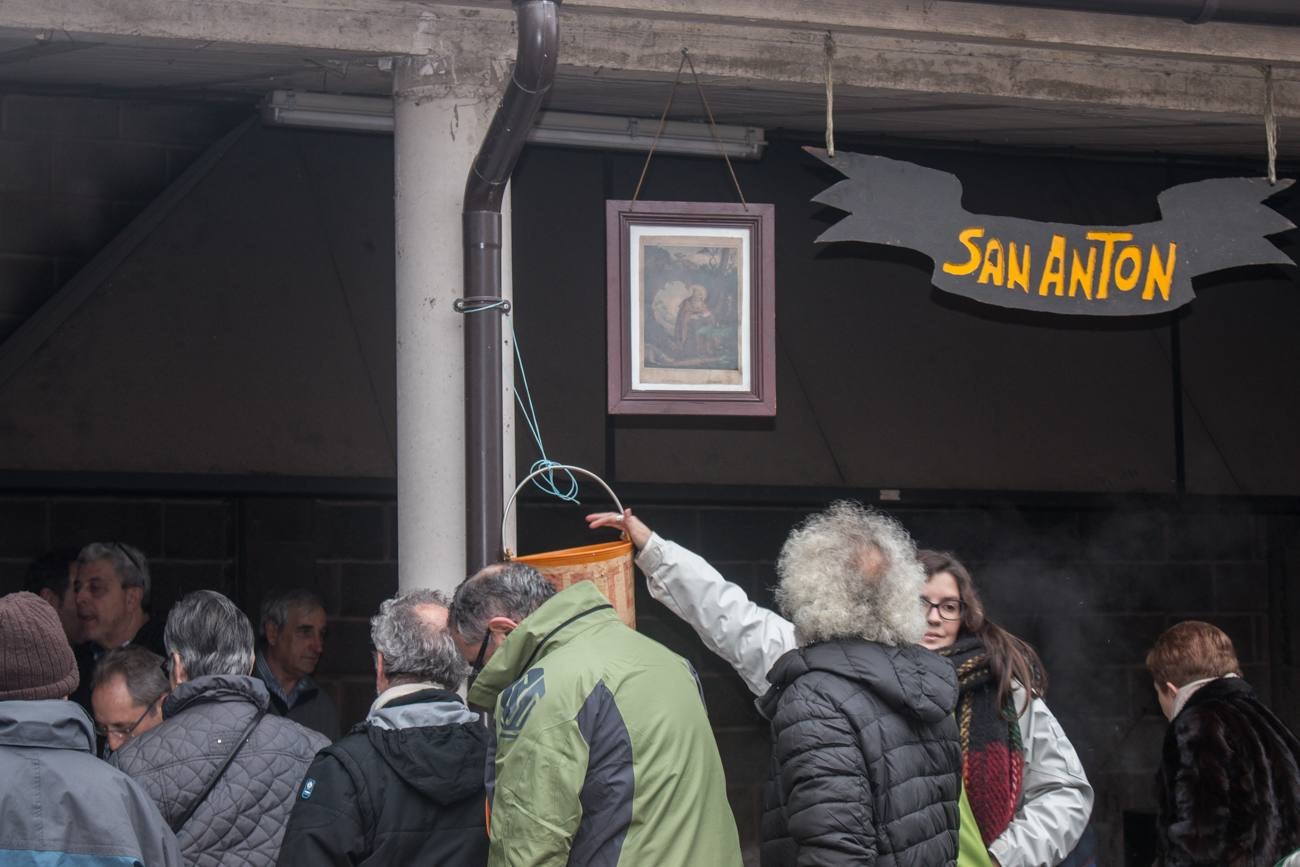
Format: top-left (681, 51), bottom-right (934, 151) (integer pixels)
top-left (606, 201), bottom-right (775, 415)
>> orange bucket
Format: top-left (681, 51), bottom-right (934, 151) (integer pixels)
top-left (503, 465), bottom-right (636, 628)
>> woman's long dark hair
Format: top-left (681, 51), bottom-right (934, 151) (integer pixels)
top-left (919, 549), bottom-right (1047, 717)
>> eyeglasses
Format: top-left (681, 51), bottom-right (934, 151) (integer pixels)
top-left (464, 629), bottom-right (493, 691)
top-left (95, 695), bottom-right (160, 740)
top-left (112, 542), bottom-right (144, 574)
top-left (471, 631), bottom-right (492, 672)
top-left (920, 597), bottom-right (964, 621)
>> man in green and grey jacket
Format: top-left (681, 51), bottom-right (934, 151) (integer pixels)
top-left (450, 562), bottom-right (742, 867)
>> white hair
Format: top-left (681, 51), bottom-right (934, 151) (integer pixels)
top-left (774, 501), bottom-right (926, 647)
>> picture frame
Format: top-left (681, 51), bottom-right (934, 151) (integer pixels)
top-left (605, 200), bottom-right (776, 416)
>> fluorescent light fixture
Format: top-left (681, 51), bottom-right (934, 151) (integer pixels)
top-left (261, 90), bottom-right (766, 159)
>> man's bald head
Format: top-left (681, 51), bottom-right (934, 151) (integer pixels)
top-left (448, 561), bottom-right (556, 646)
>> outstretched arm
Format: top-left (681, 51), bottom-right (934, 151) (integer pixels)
top-left (587, 509), bottom-right (797, 696)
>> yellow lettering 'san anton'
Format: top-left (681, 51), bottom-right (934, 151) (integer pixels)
top-left (942, 227), bottom-right (1178, 303)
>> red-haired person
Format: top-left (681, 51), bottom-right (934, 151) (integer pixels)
top-left (1147, 621), bottom-right (1300, 866)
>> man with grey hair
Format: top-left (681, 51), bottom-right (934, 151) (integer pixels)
top-left (589, 502), bottom-right (962, 866)
top-left (74, 542), bottom-right (164, 654)
top-left (277, 589), bottom-right (488, 867)
top-left (254, 588), bottom-right (340, 740)
top-left (448, 561), bottom-right (742, 867)
top-left (113, 589), bottom-right (330, 867)
top-left (71, 542), bottom-right (165, 711)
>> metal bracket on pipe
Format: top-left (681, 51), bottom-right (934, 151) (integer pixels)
top-left (454, 297), bottom-right (512, 314)
top-left (1185, 0), bottom-right (1219, 24)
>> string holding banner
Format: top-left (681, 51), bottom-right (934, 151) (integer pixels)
top-left (824, 32), bottom-right (836, 159)
top-left (1264, 65), bottom-right (1279, 185)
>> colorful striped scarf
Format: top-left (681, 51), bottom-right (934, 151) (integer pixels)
top-left (940, 636), bottom-right (1025, 845)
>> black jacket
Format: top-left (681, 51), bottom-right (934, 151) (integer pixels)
top-left (758, 640), bottom-right (962, 867)
top-left (277, 686), bottom-right (490, 867)
top-left (1155, 676), bottom-right (1300, 867)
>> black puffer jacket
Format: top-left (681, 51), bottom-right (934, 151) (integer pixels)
top-left (277, 686), bottom-right (489, 867)
top-left (112, 674), bottom-right (330, 867)
top-left (758, 640), bottom-right (962, 867)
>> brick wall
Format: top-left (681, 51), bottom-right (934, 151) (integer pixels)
top-left (0, 93), bottom-right (249, 341)
top-left (1, 491), bottom-right (1293, 864)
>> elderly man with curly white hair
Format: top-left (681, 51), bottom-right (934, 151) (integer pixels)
top-left (591, 500), bottom-right (963, 867)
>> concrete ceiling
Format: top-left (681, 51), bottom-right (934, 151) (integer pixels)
top-left (0, 4), bottom-right (1296, 162)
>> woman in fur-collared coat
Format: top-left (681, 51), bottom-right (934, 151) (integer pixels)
top-left (1148, 620), bottom-right (1300, 867)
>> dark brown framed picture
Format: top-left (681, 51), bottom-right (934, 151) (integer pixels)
top-left (605, 200), bottom-right (776, 416)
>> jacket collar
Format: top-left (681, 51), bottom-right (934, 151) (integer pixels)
top-left (759, 639), bottom-right (958, 725)
top-left (0, 700), bottom-right (95, 753)
top-left (1176, 673), bottom-right (1250, 718)
top-left (366, 685), bottom-right (478, 731)
top-left (467, 582), bottom-right (617, 708)
top-left (254, 653), bottom-right (318, 709)
top-left (163, 674), bottom-right (270, 718)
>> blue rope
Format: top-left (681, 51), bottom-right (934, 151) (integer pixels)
top-left (461, 304), bottom-right (579, 503)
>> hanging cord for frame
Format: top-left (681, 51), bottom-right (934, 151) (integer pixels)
top-left (631, 47), bottom-right (749, 209)
top-left (457, 303), bottom-right (579, 503)
top-left (1264, 65), bottom-right (1279, 185)
top-left (824, 32), bottom-right (836, 158)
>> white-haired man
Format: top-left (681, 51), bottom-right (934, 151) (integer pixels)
top-left (112, 590), bottom-right (329, 866)
top-left (277, 589), bottom-right (488, 867)
top-left (590, 501), bottom-right (963, 867)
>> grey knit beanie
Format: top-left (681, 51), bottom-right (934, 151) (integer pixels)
top-left (0, 591), bottom-right (79, 700)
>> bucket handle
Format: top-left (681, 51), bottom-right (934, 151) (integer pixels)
top-left (501, 464), bottom-right (626, 559)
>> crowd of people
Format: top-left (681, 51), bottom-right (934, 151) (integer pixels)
top-left (1, 501), bottom-right (1298, 866)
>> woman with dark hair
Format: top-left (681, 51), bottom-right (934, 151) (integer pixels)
top-left (587, 509), bottom-right (1093, 867)
top-left (917, 551), bottom-right (1093, 866)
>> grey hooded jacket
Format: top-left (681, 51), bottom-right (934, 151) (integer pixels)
top-left (113, 674), bottom-right (330, 867)
top-left (0, 699), bottom-right (183, 866)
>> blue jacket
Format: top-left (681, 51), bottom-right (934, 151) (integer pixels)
top-left (0, 699), bottom-right (182, 866)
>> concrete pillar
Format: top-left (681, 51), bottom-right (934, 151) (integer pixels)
top-left (393, 57), bottom-right (515, 594)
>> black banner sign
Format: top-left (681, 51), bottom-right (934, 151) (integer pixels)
top-left (810, 148), bottom-right (1296, 316)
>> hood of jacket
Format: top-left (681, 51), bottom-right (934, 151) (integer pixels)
top-left (467, 581), bottom-right (619, 709)
top-left (163, 673), bottom-right (270, 718)
top-left (759, 638), bottom-right (958, 724)
top-left (0, 699), bottom-right (95, 752)
top-left (362, 688), bottom-right (489, 806)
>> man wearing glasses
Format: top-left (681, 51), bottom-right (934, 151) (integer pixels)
top-left (91, 646), bottom-right (169, 755)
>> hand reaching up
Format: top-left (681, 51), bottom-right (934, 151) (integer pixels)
top-left (586, 508), bottom-right (652, 550)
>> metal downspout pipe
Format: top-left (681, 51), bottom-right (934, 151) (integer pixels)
top-left (462, 0), bottom-right (561, 574)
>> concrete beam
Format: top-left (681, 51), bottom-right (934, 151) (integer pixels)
top-left (0, 0), bottom-right (1295, 119)
top-left (565, 0), bottom-right (1300, 68)
top-left (559, 15), bottom-right (1300, 119)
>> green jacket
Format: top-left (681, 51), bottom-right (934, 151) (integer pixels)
top-left (468, 581), bottom-right (743, 867)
